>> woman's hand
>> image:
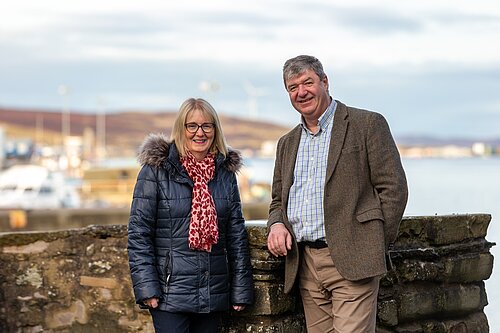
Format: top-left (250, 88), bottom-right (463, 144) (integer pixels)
top-left (143, 297), bottom-right (159, 308)
top-left (232, 305), bottom-right (245, 311)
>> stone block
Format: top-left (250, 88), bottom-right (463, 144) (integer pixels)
top-left (245, 281), bottom-right (297, 316)
top-left (390, 311), bottom-right (489, 333)
top-left (398, 283), bottom-right (486, 322)
top-left (378, 299), bottom-right (398, 326)
top-left (396, 259), bottom-right (443, 282)
top-left (250, 248), bottom-right (284, 272)
top-left (397, 214), bottom-right (491, 247)
top-left (392, 252), bottom-right (494, 284)
top-left (80, 276), bottom-right (119, 289)
top-left (443, 253), bottom-right (494, 283)
top-left (246, 224), bottom-right (269, 247)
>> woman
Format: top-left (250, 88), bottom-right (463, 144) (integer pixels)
top-left (128, 98), bottom-right (254, 333)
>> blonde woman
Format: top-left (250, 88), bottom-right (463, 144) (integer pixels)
top-left (128, 98), bottom-right (254, 333)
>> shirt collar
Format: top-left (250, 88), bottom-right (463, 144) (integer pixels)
top-left (300, 98), bottom-right (337, 134)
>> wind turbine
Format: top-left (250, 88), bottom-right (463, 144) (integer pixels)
top-left (243, 80), bottom-right (267, 119)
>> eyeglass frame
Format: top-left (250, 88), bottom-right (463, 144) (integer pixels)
top-left (184, 122), bottom-right (216, 134)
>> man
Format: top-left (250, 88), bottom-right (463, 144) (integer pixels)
top-left (267, 55), bottom-right (408, 333)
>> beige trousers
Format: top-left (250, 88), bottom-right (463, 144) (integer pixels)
top-left (299, 246), bottom-right (380, 333)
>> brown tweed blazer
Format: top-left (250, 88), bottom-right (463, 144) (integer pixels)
top-left (267, 100), bottom-right (408, 293)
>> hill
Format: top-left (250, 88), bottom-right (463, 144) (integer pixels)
top-left (0, 107), bottom-right (292, 157)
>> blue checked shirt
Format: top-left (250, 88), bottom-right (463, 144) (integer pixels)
top-left (287, 99), bottom-right (336, 242)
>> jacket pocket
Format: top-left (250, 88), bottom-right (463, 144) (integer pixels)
top-left (356, 208), bottom-right (385, 223)
top-left (342, 145), bottom-right (364, 153)
top-left (164, 252), bottom-right (172, 293)
top-left (156, 253), bottom-right (171, 295)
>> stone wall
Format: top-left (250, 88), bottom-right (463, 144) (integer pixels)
top-left (0, 214), bottom-right (494, 332)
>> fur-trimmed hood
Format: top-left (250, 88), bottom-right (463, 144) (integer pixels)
top-left (137, 133), bottom-right (242, 173)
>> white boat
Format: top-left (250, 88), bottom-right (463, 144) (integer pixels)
top-left (0, 164), bottom-right (81, 210)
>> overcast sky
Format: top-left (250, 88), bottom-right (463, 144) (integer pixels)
top-left (1, 0), bottom-right (500, 138)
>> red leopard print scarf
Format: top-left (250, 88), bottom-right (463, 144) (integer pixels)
top-left (181, 150), bottom-right (218, 252)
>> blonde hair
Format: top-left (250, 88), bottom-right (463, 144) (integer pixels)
top-left (171, 98), bottom-right (228, 158)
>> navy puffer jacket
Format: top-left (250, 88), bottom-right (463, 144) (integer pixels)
top-left (128, 133), bottom-right (254, 313)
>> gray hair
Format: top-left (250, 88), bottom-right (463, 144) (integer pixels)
top-left (282, 55), bottom-right (326, 87)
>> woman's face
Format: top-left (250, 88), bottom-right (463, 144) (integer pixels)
top-left (184, 109), bottom-right (215, 160)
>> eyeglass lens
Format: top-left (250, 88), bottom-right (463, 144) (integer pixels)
top-left (185, 123), bottom-right (214, 133)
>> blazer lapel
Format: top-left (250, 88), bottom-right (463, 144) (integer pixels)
top-left (326, 101), bottom-right (348, 183)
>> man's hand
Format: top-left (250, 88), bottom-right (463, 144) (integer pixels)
top-left (267, 223), bottom-right (292, 257)
top-left (143, 297), bottom-right (159, 308)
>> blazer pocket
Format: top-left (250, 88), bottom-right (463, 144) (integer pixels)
top-left (356, 208), bottom-right (385, 223)
top-left (342, 145), bottom-right (364, 153)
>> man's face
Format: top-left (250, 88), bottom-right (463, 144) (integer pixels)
top-left (285, 69), bottom-right (330, 120)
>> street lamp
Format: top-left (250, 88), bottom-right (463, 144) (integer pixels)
top-left (58, 84), bottom-right (71, 140)
top-left (58, 84), bottom-right (71, 170)
top-left (96, 96), bottom-right (106, 162)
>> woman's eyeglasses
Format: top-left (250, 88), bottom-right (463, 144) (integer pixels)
top-left (185, 122), bottom-right (215, 133)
